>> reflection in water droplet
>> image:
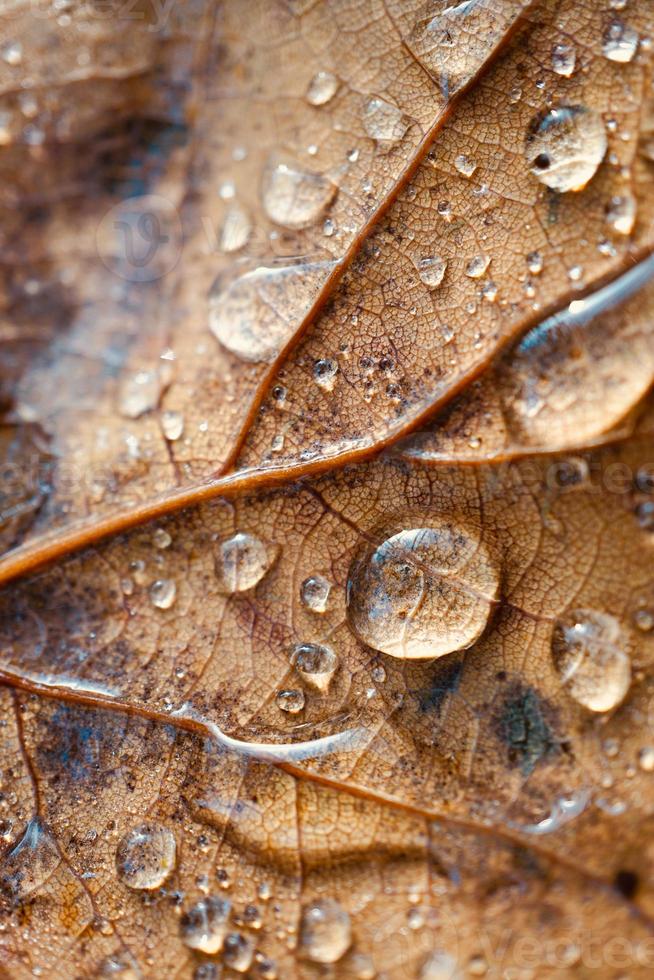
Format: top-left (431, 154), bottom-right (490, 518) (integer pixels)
top-left (552, 41), bottom-right (576, 76)
top-left (465, 254), bottom-right (490, 279)
top-left (220, 206), bottom-right (251, 253)
top-left (306, 71), bottom-right (339, 106)
top-left (551, 609), bottom-right (631, 712)
top-left (525, 105), bottom-right (607, 193)
top-left (603, 19), bottom-right (639, 62)
top-left (313, 358), bottom-right (339, 391)
top-left (276, 688), bottom-right (305, 714)
top-left (347, 525), bottom-right (499, 660)
top-left (223, 932), bottom-right (254, 972)
top-left (291, 642), bottom-right (337, 691)
top-left (214, 532), bottom-right (278, 594)
top-left (208, 258), bottom-right (335, 363)
top-left (115, 823), bottom-right (176, 890)
top-left (454, 153), bottom-right (476, 177)
top-left (300, 897), bottom-right (352, 963)
top-left (300, 574), bottom-right (332, 613)
top-left (416, 255), bottom-right (447, 289)
top-left (362, 97), bottom-right (408, 144)
top-left (180, 896), bottom-right (231, 954)
top-left (149, 578), bottom-right (176, 610)
top-left (262, 160), bottom-right (337, 229)
top-left (606, 193), bottom-right (636, 235)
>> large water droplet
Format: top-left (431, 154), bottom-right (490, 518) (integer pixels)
top-left (362, 97), bottom-right (408, 144)
top-left (223, 932), bottom-right (254, 972)
top-left (306, 71), bottom-right (339, 106)
top-left (347, 525), bottom-right (499, 660)
top-left (115, 823), bottom-right (176, 890)
top-left (525, 105), bottom-right (607, 193)
top-left (291, 642), bottom-right (337, 691)
top-left (300, 897), bottom-right (352, 963)
top-left (416, 255), bottom-right (447, 289)
top-left (262, 160), bottom-right (337, 229)
top-left (214, 532), bottom-right (279, 594)
top-left (602, 19), bottom-right (639, 63)
top-left (313, 358), bottom-right (339, 391)
top-left (300, 575), bottom-right (331, 613)
top-left (149, 578), bottom-right (177, 610)
top-left (180, 896), bottom-right (231, 954)
top-left (551, 41), bottom-right (576, 76)
top-left (551, 609), bottom-right (631, 712)
top-left (208, 258), bottom-right (335, 363)
top-left (465, 254), bottom-right (490, 279)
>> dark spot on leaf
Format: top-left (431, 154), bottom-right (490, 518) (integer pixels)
top-left (613, 869), bottom-right (639, 900)
top-left (495, 684), bottom-right (559, 775)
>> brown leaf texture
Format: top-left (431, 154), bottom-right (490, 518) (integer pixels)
top-left (2, 2), bottom-right (654, 979)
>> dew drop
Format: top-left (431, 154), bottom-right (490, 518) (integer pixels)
top-left (551, 609), bottom-right (631, 712)
top-left (525, 105), bottom-right (607, 193)
top-left (208, 258), bottom-right (335, 363)
top-left (465, 254), bottom-right (490, 279)
top-left (603, 19), bottom-right (639, 63)
top-left (606, 193), bottom-right (636, 235)
top-left (313, 358), bottom-right (339, 391)
top-left (638, 747), bottom-right (654, 772)
top-left (347, 525), bottom-right (499, 660)
top-left (552, 42), bottom-right (576, 77)
top-left (119, 367), bottom-right (170, 419)
top-left (481, 281), bottom-right (498, 303)
top-left (276, 688), bottom-right (305, 714)
top-left (633, 609), bottom-right (654, 632)
top-left (149, 578), bottom-right (176, 610)
top-left (300, 898), bottom-right (352, 964)
top-left (362, 97), bottom-right (408, 145)
top-left (262, 160), bottom-right (337, 229)
top-left (416, 255), bottom-right (447, 289)
top-left (223, 932), bottom-right (254, 973)
top-left (214, 532), bottom-right (279, 594)
top-left (290, 642), bottom-right (337, 691)
top-left (115, 823), bottom-right (176, 890)
top-left (420, 951), bottom-right (461, 980)
top-left (220, 206), bottom-right (251, 253)
top-left (300, 574), bottom-right (331, 613)
top-left (2, 42), bottom-right (22, 66)
top-left (153, 528), bottom-right (172, 549)
top-left (526, 251), bottom-right (543, 275)
top-left (161, 409), bottom-right (184, 441)
top-left (306, 70), bottom-right (339, 106)
top-left (98, 952), bottom-right (142, 979)
top-left (454, 153), bottom-right (476, 177)
top-left (180, 896), bottom-right (231, 954)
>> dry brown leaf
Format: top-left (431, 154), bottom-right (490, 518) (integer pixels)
top-left (2, 2), bottom-right (654, 979)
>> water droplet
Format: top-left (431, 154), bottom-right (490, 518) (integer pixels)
top-left (362, 97), bottom-right (408, 144)
top-left (481, 281), bottom-right (498, 303)
top-left (208, 258), bottom-right (334, 363)
top-left (551, 609), bottom-right (631, 712)
top-left (98, 952), bottom-right (142, 979)
top-left (149, 578), bottom-right (177, 610)
top-left (300, 898), bottom-right (351, 963)
top-left (636, 501), bottom-right (654, 530)
top-left (323, 217), bottom-right (336, 237)
top-left (552, 42), bottom-right (576, 76)
top-left (223, 932), bottom-right (254, 973)
top-left (153, 528), bottom-right (172, 549)
top-left (276, 688), bottom-right (305, 714)
top-left (525, 105), bottom-right (607, 193)
top-left (300, 574), bottom-right (331, 613)
top-left (454, 154), bottom-right (476, 177)
top-left (526, 251), bottom-right (543, 275)
top-left (119, 367), bottom-right (170, 419)
top-left (347, 525), bottom-right (499, 660)
top-left (220, 206), bottom-right (251, 253)
top-left (214, 532), bottom-right (278, 594)
top-left (161, 409), bottom-right (184, 441)
top-left (420, 951), bottom-right (461, 980)
top-left (313, 358), bottom-right (339, 391)
top-left (262, 160), bottom-right (337, 229)
top-left (633, 609), bottom-right (654, 632)
top-left (568, 264), bottom-right (583, 283)
top-left (606, 193), bottom-right (636, 235)
top-left (2, 42), bottom-right (22, 66)
top-left (639, 747), bottom-right (654, 772)
top-left (465, 254), bottom-right (490, 279)
top-left (291, 643), bottom-right (337, 692)
top-left (115, 824), bottom-right (176, 890)
top-left (306, 71), bottom-right (339, 106)
top-left (603, 19), bottom-right (639, 63)
top-left (180, 896), bottom-right (231, 954)
top-left (416, 255), bottom-right (447, 289)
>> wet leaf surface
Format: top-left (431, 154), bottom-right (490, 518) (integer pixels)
top-left (2, 1), bottom-right (654, 978)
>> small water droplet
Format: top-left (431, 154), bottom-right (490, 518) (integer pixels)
top-left (2, 42), bottom-right (22, 66)
top-left (291, 643), bottom-right (337, 692)
top-left (323, 217), bottom-right (336, 237)
top-left (639, 747), bottom-right (654, 772)
top-left (420, 951), bottom-right (460, 980)
top-left (347, 525), bottom-right (499, 660)
top-left (180, 896), bottom-right (231, 954)
top-left (119, 367), bottom-right (171, 419)
top-left (551, 609), bottom-right (631, 712)
top-left (568, 264), bottom-right (583, 283)
top-left (606, 193), bottom-right (636, 235)
top-left (98, 952), bottom-right (142, 979)
top-left (300, 898), bottom-right (351, 964)
top-left (300, 575), bottom-right (332, 612)
top-left (262, 160), bottom-right (337, 229)
top-left (525, 105), bottom-right (607, 193)
top-left (306, 71), bottom-right (339, 106)
top-left (633, 609), bottom-right (654, 632)
top-left (313, 358), bottom-right (339, 391)
top-left (149, 578), bottom-right (176, 610)
top-left (153, 528), bottom-right (172, 549)
top-left (362, 97), bottom-right (408, 144)
top-left (115, 824), bottom-right (176, 890)
top-left (603, 19), bottom-right (639, 63)
top-left (223, 932), bottom-right (254, 973)
top-left (276, 688), bottom-right (305, 714)
top-left (465, 254), bottom-right (490, 279)
top-left (526, 251), bottom-right (543, 275)
top-left (552, 42), bottom-right (576, 76)
top-left (161, 409), bottom-right (184, 441)
top-left (416, 255), bottom-right (447, 289)
top-left (454, 154), bottom-right (476, 177)
top-left (214, 532), bottom-right (278, 594)
top-left (220, 206), bottom-right (251, 253)
top-left (481, 280), bottom-right (498, 303)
